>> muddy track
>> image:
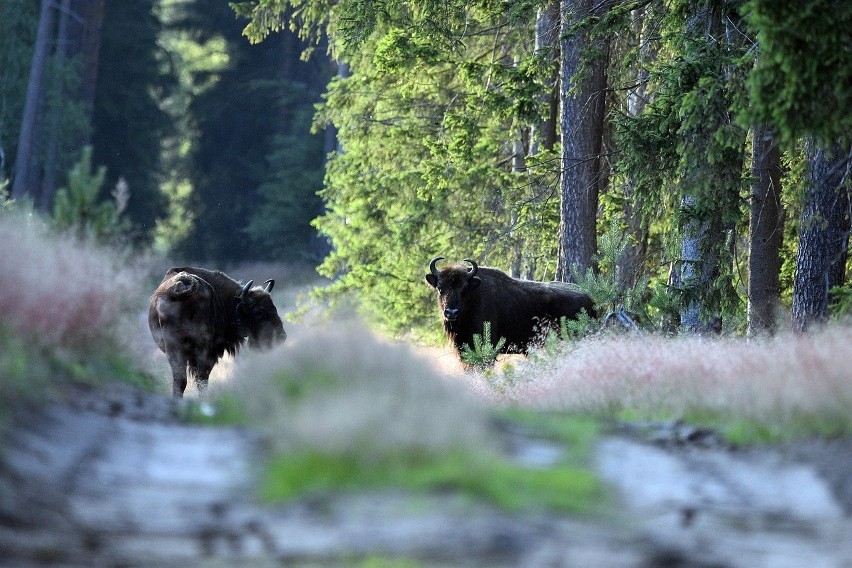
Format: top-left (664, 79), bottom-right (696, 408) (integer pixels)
top-left (1, 384), bottom-right (850, 567)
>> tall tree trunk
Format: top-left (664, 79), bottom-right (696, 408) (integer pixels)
top-left (677, 3), bottom-right (743, 333)
top-left (12, 0), bottom-right (55, 201)
top-left (531, 0), bottom-right (560, 155)
top-left (510, 121), bottom-right (526, 278)
top-left (79, 0), bottom-right (106, 129)
top-left (747, 125), bottom-right (783, 336)
top-left (791, 141), bottom-right (851, 332)
top-left (39, 0), bottom-right (73, 212)
top-left (679, 195), bottom-right (725, 332)
top-left (556, 0), bottom-right (607, 282)
top-left (616, 5), bottom-right (654, 294)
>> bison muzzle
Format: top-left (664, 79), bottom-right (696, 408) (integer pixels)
top-left (425, 257), bottom-right (595, 358)
top-left (149, 266), bottom-right (286, 397)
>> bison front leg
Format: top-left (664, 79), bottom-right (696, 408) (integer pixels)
top-left (192, 357), bottom-right (217, 396)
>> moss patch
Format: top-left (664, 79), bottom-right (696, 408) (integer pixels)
top-left (261, 448), bottom-right (603, 513)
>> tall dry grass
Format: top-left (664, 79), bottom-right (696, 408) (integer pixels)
top-left (468, 327), bottom-right (852, 436)
top-left (0, 211), bottom-right (144, 346)
top-left (227, 319), bottom-right (496, 458)
top-left (0, 210), bottom-right (154, 401)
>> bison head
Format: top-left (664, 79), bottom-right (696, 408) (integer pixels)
top-left (235, 279), bottom-right (287, 349)
top-left (425, 257), bottom-right (481, 323)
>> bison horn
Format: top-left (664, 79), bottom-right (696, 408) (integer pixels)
top-left (463, 258), bottom-right (478, 278)
top-left (263, 279), bottom-right (275, 293)
top-left (241, 280), bottom-right (254, 299)
top-left (429, 257), bottom-right (444, 277)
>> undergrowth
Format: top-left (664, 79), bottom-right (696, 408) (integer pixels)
top-left (470, 327), bottom-right (852, 444)
top-left (0, 208), bottom-right (158, 429)
top-left (214, 322), bottom-right (606, 513)
top-left (460, 321), bottom-right (505, 369)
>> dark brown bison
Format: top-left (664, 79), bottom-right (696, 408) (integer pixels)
top-left (149, 266), bottom-right (286, 397)
top-left (425, 257), bottom-right (595, 358)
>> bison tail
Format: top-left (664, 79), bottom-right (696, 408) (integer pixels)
top-left (162, 273), bottom-right (199, 299)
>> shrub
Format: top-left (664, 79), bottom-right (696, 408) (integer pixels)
top-left (459, 321), bottom-right (506, 370)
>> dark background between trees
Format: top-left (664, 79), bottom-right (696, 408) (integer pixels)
top-left (2, 0), bottom-right (850, 340)
top-left (2, 0), bottom-right (332, 263)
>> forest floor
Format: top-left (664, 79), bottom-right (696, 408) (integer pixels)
top-left (1, 381), bottom-right (851, 567)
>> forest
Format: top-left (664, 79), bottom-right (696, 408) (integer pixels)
top-left (1, 0), bottom-right (850, 342)
top-left (1, 2), bottom-right (852, 564)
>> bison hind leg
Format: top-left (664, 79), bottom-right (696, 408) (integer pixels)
top-left (166, 350), bottom-right (189, 397)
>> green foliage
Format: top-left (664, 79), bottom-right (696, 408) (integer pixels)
top-left (217, 322), bottom-right (607, 513)
top-left (92, 0), bottom-right (174, 239)
top-left (260, 403), bottom-right (605, 512)
top-left (245, 114), bottom-right (327, 261)
top-left (0, 209), bottom-right (159, 428)
top-left (558, 310), bottom-right (598, 342)
top-left (52, 147), bottom-right (129, 242)
top-left (232, 0), bottom-right (850, 342)
top-left (571, 219), bottom-right (649, 318)
top-left (0, 326), bottom-right (51, 423)
top-left (744, 0), bottom-right (852, 147)
top-left (262, 448), bottom-right (603, 513)
top-left (0, 0), bottom-right (37, 173)
top-left (612, 2), bottom-right (750, 330)
top-left (307, 3), bottom-right (561, 335)
top-left (829, 283), bottom-right (852, 322)
top-left (167, 0), bottom-right (333, 262)
top-left (180, 395), bottom-right (247, 425)
top-left (683, 407), bottom-right (852, 446)
top-left (497, 409), bottom-right (601, 460)
top-left (460, 321), bottom-right (506, 370)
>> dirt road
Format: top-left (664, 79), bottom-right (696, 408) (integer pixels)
top-left (1, 384), bottom-right (850, 567)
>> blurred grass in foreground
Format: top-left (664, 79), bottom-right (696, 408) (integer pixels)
top-left (469, 326), bottom-right (852, 444)
top-left (216, 324), bottom-right (604, 513)
top-left (0, 210), bottom-right (156, 427)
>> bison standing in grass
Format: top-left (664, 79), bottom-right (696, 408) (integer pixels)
top-left (425, 257), bottom-right (595, 359)
top-left (149, 267), bottom-right (286, 397)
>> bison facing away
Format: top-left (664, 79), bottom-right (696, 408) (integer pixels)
top-left (425, 257), bottom-right (595, 358)
top-left (149, 267), bottom-right (286, 397)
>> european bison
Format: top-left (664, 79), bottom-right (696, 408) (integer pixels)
top-left (425, 257), bottom-right (595, 358)
top-left (149, 266), bottom-right (286, 397)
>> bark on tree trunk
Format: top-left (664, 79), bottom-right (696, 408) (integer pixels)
top-left (677, 4), bottom-right (742, 334)
top-left (791, 141), bottom-right (851, 332)
top-left (531, 0), bottom-right (560, 155)
top-left (747, 125), bottom-right (783, 336)
top-left (616, 5), bottom-right (654, 294)
top-left (79, 0), bottom-right (106, 127)
top-left (12, 0), bottom-right (55, 202)
top-left (39, 0), bottom-right (74, 213)
top-left (679, 195), bottom-right (725, 332)
top-left (556, 0), bottom-right (607, 282)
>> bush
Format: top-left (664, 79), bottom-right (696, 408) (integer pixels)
top-left (460, 321), bottom-right (506, 370)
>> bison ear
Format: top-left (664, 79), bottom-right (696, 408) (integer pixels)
top-left (467, 277), bottom-right (482, 291)
top-left (425, 274), bottom-right (439, 288)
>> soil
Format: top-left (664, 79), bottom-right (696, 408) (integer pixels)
top-left (1, 383), bottom-right (850, 567)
